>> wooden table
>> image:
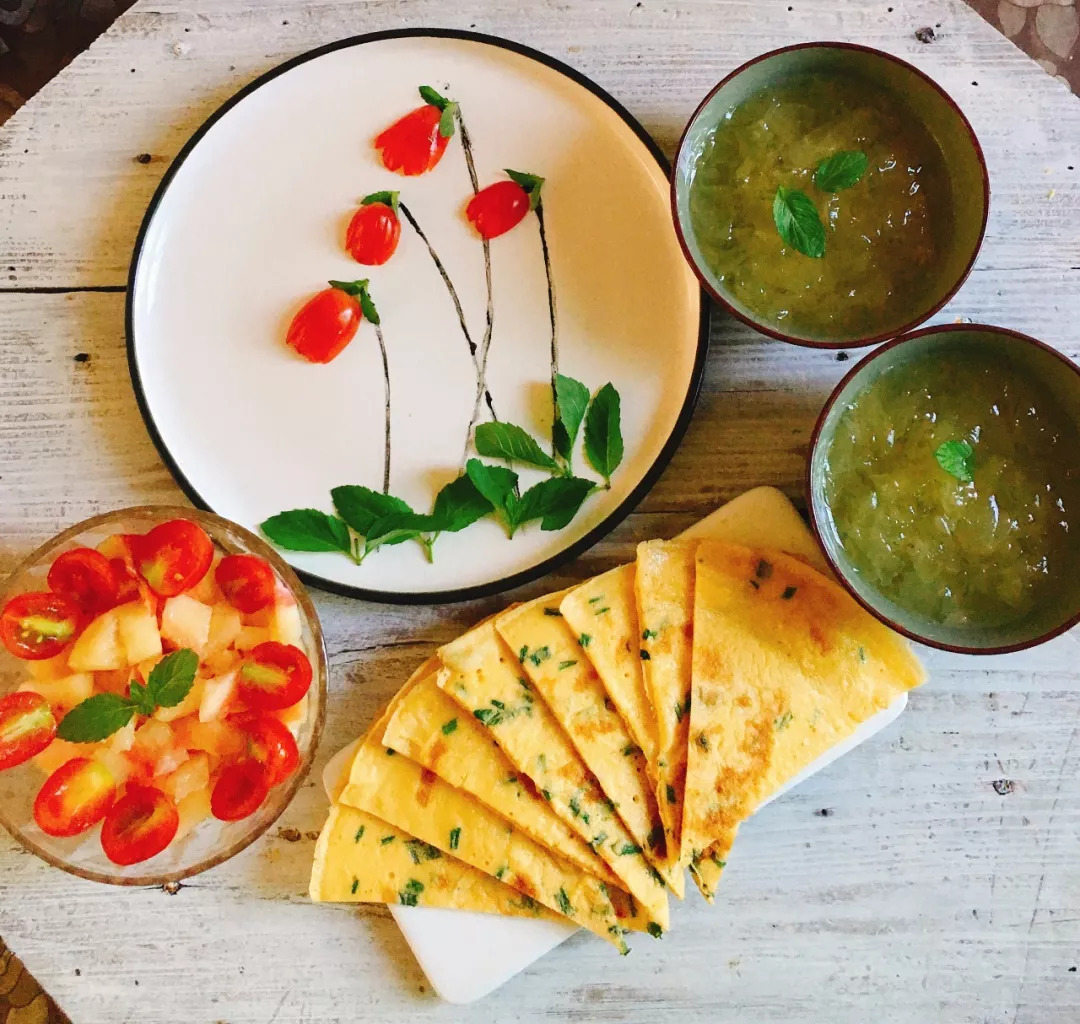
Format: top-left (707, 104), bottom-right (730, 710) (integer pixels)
top-left (1, 2), bottom-right (1078, 1021)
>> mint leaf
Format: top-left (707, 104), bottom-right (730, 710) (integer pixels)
top-left (465, 460), bottom-right (518, 517)
top-left (361, 190), bottom-right (399, 212)
top-left (57, 694), bottom-right (136, 743)
top-left (127, 679), bottom-right (154, 716)
top-left (331, 486), bottom-right (411, 536)
top-left (553, 374), bottom-right (590, 462)
top-left (814, 150), bottom-right (868, 193)
top-left (934, 439), bottom-right (975, 483)
top-left (432, 475), bottom-right (493, 533)
top-left (327, 278), bottom-right (369, 298)
top-left (148, 648), bottom-right (199, 709)
top-left (511, 477), bottom-right (594, 534)
top-left (357, 283), bottom-right (380, 326)
top-left (583, 383), bottom-right (624, 484)
top-left (418, 85), bottom-right (448, 110)
top-left (773, 187), bottom-right (825, 259)
top-left (474, 422), bottom-right (558, 472)
top-left (261, 509), bottom-right (352, 554)
top-left (363, 512), bottom-right (440, 556)
top-left (505, 169), bottom-right (545, 210)
top-left (438, 102), bottom-right (458, 139)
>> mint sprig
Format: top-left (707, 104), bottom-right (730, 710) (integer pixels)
top-left (583, 383), bottom-right (624, 486)
top-left (814, 150), bottom-right (868, 193)
top-left (57, 649), bottom-right (199, 743)
top-left (773, 187), bottom-right (826, 259)
top-left (934, 439), bottom-right (975, 483)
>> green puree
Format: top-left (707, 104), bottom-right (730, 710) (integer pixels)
top-left (823, 351), bottom-right (1080, 628)
top-left (688, 74), bottom-right (953, 338)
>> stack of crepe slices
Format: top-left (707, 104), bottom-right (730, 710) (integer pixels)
top-left (311, 530), bottom-right (926, 953)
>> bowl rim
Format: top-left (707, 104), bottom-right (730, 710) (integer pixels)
top-left (0, 504), bottom-right (328, 885)
top-left (669, 40), bottom-right (991, 350)
top-left (805, 323), bottom-right (1080, 655)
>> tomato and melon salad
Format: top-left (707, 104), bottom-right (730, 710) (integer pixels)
top-left (0, 518), bottom-right (315, 867)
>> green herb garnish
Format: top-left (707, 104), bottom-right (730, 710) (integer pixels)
top-left (578, 633), bottom-right (592, 648)
top-left (934, 439), bottom-right (975, 483)
top-left (553, 373), bottom-right (591, 463)
top-left (554, 887), bottom-right (574, 916)
top-left (814, 150), bottom-right (868, 193)
top-left (772, 185), bottom-right (826, 259)
top-left (583, 383), bottom-right (624, 487)
top-left (441, 718), bottom-right (458, 735)
top-left (774, 711), bottom-right (794, 731)
top-left (646, 922), bottom-right (663, 939)
top-left (449, 827), bottom-right (461, 851)
top-left (398, 878), bottom-right (425, 907)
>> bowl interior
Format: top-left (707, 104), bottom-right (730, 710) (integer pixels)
top-left (809, 329), bottom-right (1080, 651)
top-left (673, 44), bottom-right (988, 346)
top-left (0, 506), bottom-right (327, 884)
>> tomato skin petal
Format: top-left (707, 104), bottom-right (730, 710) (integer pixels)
top-left (286, 288), bottom-right (361, 364)
top-left (0, 692), bottom-right (58, 772)
top-left (375, 105), bottom-right (449, 176)
top-left (33, 757), bottom-right (117, 837)
top-left (0, 592), bottom-right (82, 661)
top-left (237, 642), bottom-right (313, 711)
top-left (47, 548), bottom-right (118, 614)
top-left (466, 180), bottom-right (532, 240)
top-left (215, 554), bottom-right (276, 614)
top-left (346, 203), bottom-right (401, 266)
top-left (100, 785), bottom-right (179, 866)
top-left (211, 759), bottom-right (271, 821)
top-left (233, 712), bottom-right (300, 787)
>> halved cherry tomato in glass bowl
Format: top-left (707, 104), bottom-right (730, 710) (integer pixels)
top-left (237, 642), bottom-right (313, 711)
top-left (0, 692), bottom-right (57, 771)
top-left (0, 591), bottom-right (81, 661)
top-left (215, 554), bottom-right (276, 614)
top-left (33, 757), bottom-right (117, 837)
top-left (211, 759), bottom-right (271, 821)
top-left (47, 547), bottom-right (118, 613)
top-left (100, 785), bottom-right (179, 866)
top-left (132, 519), bottom-right (214, 598)
top-left (234, 712), bottom-right (299, 787)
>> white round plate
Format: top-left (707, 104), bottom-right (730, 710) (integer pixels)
top-left (128, 30), bottom-right (707, 603)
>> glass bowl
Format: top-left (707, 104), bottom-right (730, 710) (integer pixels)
top-left (0, 506), bottom-right (327, 885)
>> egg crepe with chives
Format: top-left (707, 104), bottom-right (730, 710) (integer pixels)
top-left (339, 708), bottom-right (628, 950)
top-left (310, 803), bottom-right (560, 920)
top-left (495, 594), bottom-right (673, 890)
top-left (437, 621), bottom-right (670, 931)
top-left (683, 541), bottom-right (927, 899)
top-left (635, 539), bottom-right (697, 890)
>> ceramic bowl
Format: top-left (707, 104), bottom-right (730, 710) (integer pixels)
top-left (807, 325), bottom-right (1080, 654)
top-left (671, 42), bottom-right (989, 348)
top-left (0, 506), bottom-right (327, 885)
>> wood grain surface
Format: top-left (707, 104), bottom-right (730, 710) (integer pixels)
top-left (0, 2), bottom-right (1078, 1022)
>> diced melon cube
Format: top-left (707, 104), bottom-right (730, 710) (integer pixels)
top-left (202, 648), bottom-right (240, 677)
top-left (154, 745), bottom-right (189, 778)
top-left (109, 718), bottom-right (136, 754)
top-left (275, 695), bottom-right (308, 737)
top-left (199, 669), bottom-right (237, 723)
top-left (115, 601), bottom-right (162, 665)
top-left (95, 668), bottom-right (131, 696)
top-left (234, 625), bottom-right (272, 652)
top-left (160, 595), bottom-right (213, 653)
top-left (243, 607), bottom-right (273, 628)
top-left (27, 651), bottom-right (72, 682)
top-left (188, 556), bottom-right (222, 605)
top-left (68, 609), bottom-right (124, 671)
top-left (175, 788), bottom-right (212, 840)
top-left (130, 719), bottom-right (175, 765)
top-left (95, 533), bottom-right (132, 561)
top-left (92, 747), bottom-right (134, 786)
top-left (268, 602), bottom-right (302, 646)
top-left (173, 717), bottom-right (244, 759)
top-left (154, 675), bottom-right (205, 724)
top-left (18, 672), bottom-right (94, 711)
top-left (34, 738), bottom-right (91, 777)
top-left (206, 605), bottom-right (242, 653)
top-left (161, 752), bottom-right (210, 804)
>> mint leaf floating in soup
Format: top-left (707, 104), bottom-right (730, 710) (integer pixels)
top-left (813, 150), bottom-right (868, 193)
top-left (474, 422), bottom-right (560, 472)
top-left (260, 508), bottom-right (352, 556)
top-left (773, 186), bottom-right (826, 259)
top-left (934, 439), bottom-right (975, 483)
top-left (584, 383), bottom-right (624, 487)
top-left (553, 373), bottom-right (591, 463)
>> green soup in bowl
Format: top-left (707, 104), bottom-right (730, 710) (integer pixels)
top-left (808, 326), bottom-right (1080, 653)
top-left (672, 43), bottom-right (989, 347)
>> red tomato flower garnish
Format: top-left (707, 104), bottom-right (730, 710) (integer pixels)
top-left (234, 712), bottom-right (300, 788)
top-left (0, 591), bottom-right (81, 661)
top-left (215, 554), bottom-right (276, 614)
top-left (211, 759), bottom-right (271, 821)
top-left (0, 692), bottom-right (57, 771)
top-left (33, 756), bottom-right (117, 837)
top-left (238, 642), bottom-right (313, 712)
top-left (47, 547), bottom-right (118, 614)
top-left (285, 279), bottom-right (380, 365)
top-left (132, 519), bottom-right (214, 598)
top-left (347, 191), bottom-right (402, 266)
top-left (100, 784), bottom-right (179, 866)
top-left (466, 170), bottom-right (544, 240)
top-left (375, 85), bottom-right (457, 176)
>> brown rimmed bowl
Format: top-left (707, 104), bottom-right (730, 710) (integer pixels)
top-left (671, 41), bottom-right (990, 348)
top-left (0, 506), bottom-right (327, 885)
top-left (807, 325), bottom-right (1080, 655)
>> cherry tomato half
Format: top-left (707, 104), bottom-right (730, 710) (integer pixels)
top-left (48, 548), bottom-right (118, 613)
top-left (466, 180), bottom-right (532, 240)
top-left (215, 554), bottom-right (276, 614)
top-left (285, 286), bottom-right (362, 365)
top-left (237, 643), bottom-right (313, 712)
top-left (100, 785), bottom-right (179, 866)
top-left (235, 712), bottom-right (299, 787)
top-left (346, 201), bottom-right (401, 266)
top-left (0, 592), bottom-right (81, 661)
top-left (33, 757), bottom-right (116, 837)
top-left (133, 519), bottom-right (214, 598)
top-left (0, 692), bottom-right (57, 771)
top-left (375, 104), bottom-right (449, 176)
top-left (211, 759), bottom-right (271, 821)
